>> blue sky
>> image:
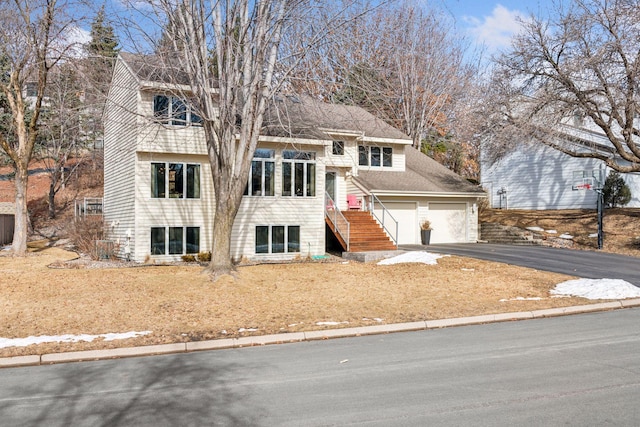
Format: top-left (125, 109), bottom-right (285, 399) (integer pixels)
top-left (69, 1), bottom-right (556, 55)
top-left (439, 0), bottom-right (555, 52)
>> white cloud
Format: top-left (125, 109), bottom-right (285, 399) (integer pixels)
top-left (55, 25), bottom-right (91, 58)
top-left (465, 4), bottom-right (524, 52)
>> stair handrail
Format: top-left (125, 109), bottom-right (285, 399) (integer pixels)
top-left (367, 193), bottom-right (398, 245)
top-left (325, 191), bottom-right (350, 251)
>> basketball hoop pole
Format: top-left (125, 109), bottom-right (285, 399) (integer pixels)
top-left (597, 188), bottom-right (604, 250)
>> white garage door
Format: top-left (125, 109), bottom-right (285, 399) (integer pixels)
top-left (374, 202), bottom-right (418, 245)
top-left (428, 203), bottom-right (468, 243)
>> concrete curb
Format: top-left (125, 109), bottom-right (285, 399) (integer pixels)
top-left (2, 299), bottom-right (640, 368)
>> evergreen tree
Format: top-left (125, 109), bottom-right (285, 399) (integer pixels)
top-left (87, 5), bottom-right (119, 59)
top-left (603, 171), bottom-right (632, 208)
top-left (85, 5), bottom-right (119, 96)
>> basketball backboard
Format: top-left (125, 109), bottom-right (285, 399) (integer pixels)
top-left (572, 169), bottom-right (605, 191)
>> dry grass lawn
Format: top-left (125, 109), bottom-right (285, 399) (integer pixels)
top-left (0, 243), bottom-right (597, 359)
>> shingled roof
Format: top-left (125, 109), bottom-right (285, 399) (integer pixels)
top-left (355, 146), bottom-right (485, 195)
top-left (262, 95), bottom-right (411, 141)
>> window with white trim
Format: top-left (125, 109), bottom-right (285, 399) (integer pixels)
top-left (282, 150), bottom-right (316, 197)
top-left (151, 162), bottom-right (200, 199)
top-left (255, 225), bottom-right (300, 254)
top-left (153, 94), bottom-right (203, 126)
top-left (244, 149), bottom-right (275, 196)
top-left (151, 226), bottom-right (200, 255)
top-left (358, 145), bottom-right (392, 167)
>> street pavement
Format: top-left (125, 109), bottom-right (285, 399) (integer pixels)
top-left (402, 243), bottom-right (640, 286)
top-left (2, 308), bottom-right (640, 426)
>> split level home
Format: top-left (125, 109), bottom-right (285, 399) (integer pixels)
top-left (481, 117), bottom-right (640, 210)
top-left (103, 53), bottom-right (485, 263)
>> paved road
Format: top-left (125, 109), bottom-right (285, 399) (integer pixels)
top-left (2, 309), bottom-right (640, 426)
top-left (402, 243), bottom-right (640, 286)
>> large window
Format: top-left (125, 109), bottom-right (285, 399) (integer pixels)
top-left (255, 225), bottom-right (300, 254)
top-left (282, 150), bottom-right (316, 197)
top-left (152, 162), bottom-right (200, 199)
top-left (358, 145), bottom-right (392, 167)
top-left (153, 94), bottom-right (203, 126)
top-left (150, 226), bottom-right (200, 255)
top-left (244, 149), bottom-right (275, 197)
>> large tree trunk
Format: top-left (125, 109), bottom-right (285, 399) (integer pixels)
top-left (205, 179), bottom-right (246, 277)
top-left (207, 198), bottom-right (237, 276)
top-left (12, 163), bottom-right (29, 256)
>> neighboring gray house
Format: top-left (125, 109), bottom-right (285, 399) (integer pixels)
top-left (103, 53), bottom-right (486, 262)
top-left (481, 123), bottom-right (640, 210)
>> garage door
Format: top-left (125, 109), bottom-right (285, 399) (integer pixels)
top-left (374, 202), bottom-right (417, 245)
top-left (428, 203), bottom-right (467, 243)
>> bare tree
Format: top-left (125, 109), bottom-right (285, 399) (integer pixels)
top-left (119, 0), bottom-right (378, 278)
top-left (37, 63), bottom-right (83, 219)
top-left (286, 2), bottom-right (483, 177)
top-left (487, 0), bottom-right (640, 172)
top-left (0, 0), bottom-right (76, 255)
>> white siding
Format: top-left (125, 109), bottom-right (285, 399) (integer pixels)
top-left (230, 143), bottom-right (326, 261)
top-left (136, 91), bottom-right (207, 155)
top-left (134, 153), bottom-right (214, 262)
top-left (481, 143), bottom-right (601, 210)
top-left (103, 61), bottom-right (140, 258)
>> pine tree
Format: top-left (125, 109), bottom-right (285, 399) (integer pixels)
top-left (85, 5), bottom-right (119, 96)
top-left (87, 5), bottom-right (119, 59)
top-left (603, 171), bottom-right (632, 208)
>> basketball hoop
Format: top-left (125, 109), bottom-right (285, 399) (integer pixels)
top-left (574, 183), bottom-right (592, 190)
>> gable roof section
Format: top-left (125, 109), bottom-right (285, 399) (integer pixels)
top-left (355, 147), bottom-right (485, 196)
top-left (119, 52), bottom-right (196, 87)
top-left (262, 95), bottom-right (412, 142)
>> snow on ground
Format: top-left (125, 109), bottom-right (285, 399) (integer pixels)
top-left (552, 278), bottom-right (640, 300)
top-left (0, 331), bottom-right (152, 349)
top-left (378, 251), bottom-right (446, 265)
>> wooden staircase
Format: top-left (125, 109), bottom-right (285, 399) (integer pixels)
top-left (327, 210), bottom-right (397, 252)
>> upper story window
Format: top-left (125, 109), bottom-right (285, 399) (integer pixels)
top-left (153, 94), bottom-right (203, 126)
top-left (151, 162), bottom-right (201, 199)
top-left (358, 145), bottom-right (392, 167)
top-left (244, 149), bottom-right (275, 197)
top-left (332, 140), bottom-right (344, 155)
top-left (282, 150), bottom-right (316, 197)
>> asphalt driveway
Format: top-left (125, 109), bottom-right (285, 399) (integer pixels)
top-left (400, 243), bottom-right (640, 287)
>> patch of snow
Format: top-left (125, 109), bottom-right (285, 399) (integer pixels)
top-left (499, 297), bottom-right (544, 302)
top-left (0, 331), bottom-right (152, 349)
top-left (589, 233), bottom-right (598, 238)
top-left (461, 268), bottom-right (475, 272)
top-left (526, 226), bottom-right (544, 232)
top-left (547, 230), bottom-right (557, 234)
top-left (551, 278), bottom-right (640, 300)
top-left (559, 234), bottom-right (574, 239)
top-left (316, 321), bottom-right (349, 326)
top-left (238, 328), bottom-right (258, 332)
top-left (362, 317), bottom-right (384, 323)
top-left (1, 245), bottom-right (11, 251)
top-left (377, 251), bottom-right (446, 265)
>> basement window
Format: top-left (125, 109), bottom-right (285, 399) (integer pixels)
top-left (255, 225), bottom-right (300, 254)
